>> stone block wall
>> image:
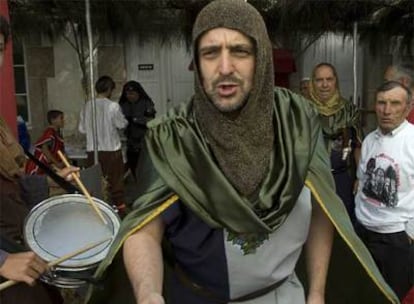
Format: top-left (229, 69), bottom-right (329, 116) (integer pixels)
top-left (25, 33), bottom-right (54, 140)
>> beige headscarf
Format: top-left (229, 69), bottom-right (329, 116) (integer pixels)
top-left (0, 117), bottom-right (26, 181)
top-left (192, 0), bottom-right (274, 197)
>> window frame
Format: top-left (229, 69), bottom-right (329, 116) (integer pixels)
top-left (13, 37), bottom-right (31, 127)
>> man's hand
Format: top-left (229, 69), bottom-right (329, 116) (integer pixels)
top-left (140, 293), bottom-right (165, 304)
top-left (51, 162), bottom-right (65, 171)
top-left (47, 165), bottom-right (80, 188)
top-left (0, 252), bottom-right (48, 286)
top-left (56, 166), bottom-right (80, 182)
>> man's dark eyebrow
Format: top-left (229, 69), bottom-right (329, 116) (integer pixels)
top-left (230, 42), bottom-right (252, 47)
top-left (199, 42), bottom-right (253, 51)
top-left (229, 43), bottom-right (254, 51)
top-left (199, 45), bottom-right (220, 53)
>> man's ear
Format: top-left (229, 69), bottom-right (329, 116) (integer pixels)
top-left (400, 76), bottom-right (410, 88)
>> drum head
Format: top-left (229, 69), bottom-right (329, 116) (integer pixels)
top-left (24, 194), bottom-right (120, 268)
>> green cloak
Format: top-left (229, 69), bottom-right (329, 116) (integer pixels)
top-left (86, 88), bottom-right (399, 304)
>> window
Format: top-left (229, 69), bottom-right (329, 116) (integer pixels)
top-left (13, 37), bottom-right (30, 123)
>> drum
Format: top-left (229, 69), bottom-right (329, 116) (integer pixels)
top-left (24, 194), bottom-right (121, 288)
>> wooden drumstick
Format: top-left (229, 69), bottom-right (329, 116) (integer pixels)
top-left (57, 150), bottom-right (107, 225)
top-left (0, 238), bottom-right (112, 292)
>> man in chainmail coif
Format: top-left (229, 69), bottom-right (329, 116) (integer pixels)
top-left (86, 1), bottom-right (399, 303)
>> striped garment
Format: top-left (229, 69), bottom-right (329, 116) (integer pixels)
top-left (25, 127), bottom-right (64, 175)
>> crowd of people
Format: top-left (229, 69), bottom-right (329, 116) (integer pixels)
top-left (1, 0), bottom-right (413, 303)
top-left (299, 62), bottom-right (414, 304)
top-left (299, 61), bottom-right (414, 303)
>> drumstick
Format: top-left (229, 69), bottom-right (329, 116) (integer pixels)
top-left (0, 238), bottom-right (112, 292)
top-left (57, 150), bottom-right (107, 225)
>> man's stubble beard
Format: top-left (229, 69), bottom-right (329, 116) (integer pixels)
top-left (209, 90), bottom-right (249, 113)
top-left (205, 76), bottom-right (250, 113)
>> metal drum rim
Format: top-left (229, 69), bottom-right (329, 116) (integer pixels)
top-left (24, 194), bottom-right (120, 268)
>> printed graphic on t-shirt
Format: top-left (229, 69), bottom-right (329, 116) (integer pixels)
top-left (362, 153), bottom-right (399, 207)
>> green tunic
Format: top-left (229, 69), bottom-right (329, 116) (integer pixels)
top-left (86, 88), bottom-right (398, 304)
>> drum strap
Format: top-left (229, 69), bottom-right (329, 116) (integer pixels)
top-left (24, 149), bottom-right (80, 194)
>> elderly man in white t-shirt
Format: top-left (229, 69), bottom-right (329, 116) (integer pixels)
top-left (355, 80), bottom-right (414, 301)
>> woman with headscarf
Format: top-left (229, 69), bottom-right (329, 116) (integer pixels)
top-left (309, 62), bottom-right (362, 223)
top-left (119, 81), bottom-right (156, 180)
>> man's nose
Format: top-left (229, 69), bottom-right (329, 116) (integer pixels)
top-left (382, 103), bottom-right (392, 114)
top-left (218, 53), bottom-right (234, 75)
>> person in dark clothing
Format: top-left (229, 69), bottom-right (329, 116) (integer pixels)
top-left (119, 81), bottom-right (156, 180)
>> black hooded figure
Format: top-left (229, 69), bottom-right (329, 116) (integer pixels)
top-left (119, 81), bottom-right (156, 180)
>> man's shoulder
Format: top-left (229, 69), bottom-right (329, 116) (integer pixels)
top-left (362, 129), bottom-right (377, 143)
top-left (273, 86), bottom-right (301, 101)
top-left (273, 87), bottom-right (318, 118)
top-left (42, 126), bottom-right (56, 135)
top-left (404, 120), bottom-right (414, 131)
top-left (87, 97), bottom-right (115, 104)
top-left (363, 122), bottom-right (414, 142)
top-left (95, 98), bottom-right (121, 112)
top-left (83, 98), bottom-right (110, 107)
top-left (147, 99), bottom-right (193, 129)
top-left (400, 122), bottom-right (414, 144)
top-left (101, 98), bottom-right (117, 105)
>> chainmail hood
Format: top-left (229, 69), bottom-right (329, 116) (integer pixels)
top-left (192, 0), bottom-right (275, 197)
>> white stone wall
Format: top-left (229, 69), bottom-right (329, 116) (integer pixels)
top-left (46, 36), bottom-right (85, 138)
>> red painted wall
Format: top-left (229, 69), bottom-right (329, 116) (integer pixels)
top-left (0, 0), bottom-right (17, 136)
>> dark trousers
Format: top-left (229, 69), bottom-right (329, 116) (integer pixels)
top-left (87, 150), bottom-right (125, 205)
top-left (333, 171), bottom-right (356, 225)
top-left (356, 223), bottom-right (414, 300)
top-left (126, 148), bottom-right (141, 180)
